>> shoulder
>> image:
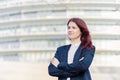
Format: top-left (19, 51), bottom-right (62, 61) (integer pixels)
top-left (57, 44), bottom-right (70, 50)
top-left (84, 45), bottom-right (95, 50)
top-left (91, 45), bottom-right (95, 51)
top-left (92, 45), bottom-right (96, 51)
top-left (82, 45), bottom-right (96, 54)
top-left (54, 44), bottom-right (70, 57)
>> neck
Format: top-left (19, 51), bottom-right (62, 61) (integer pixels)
top-left (71, 38), bottom-right (81, 44)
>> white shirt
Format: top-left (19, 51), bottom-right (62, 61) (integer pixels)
top-left (67, 42), bottom-right (80, 80)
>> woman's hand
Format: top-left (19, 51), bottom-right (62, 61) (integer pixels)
top-left (51, 57), bottom-right (59, 67)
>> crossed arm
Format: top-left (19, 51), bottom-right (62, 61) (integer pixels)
top-left (48, 63), bottom-right (80, 77)
top-left (48, 46), bottom-right (95, 77)
top-left (48, 55), bottom-right (80, 77)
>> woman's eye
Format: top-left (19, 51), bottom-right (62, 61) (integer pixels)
top-left (72, 27), bottom-right (76, 29)
top-left (68, 26), bottom-right (70, 29)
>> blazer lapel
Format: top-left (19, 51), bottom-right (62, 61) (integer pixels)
top-left (64, 44), bottom-right (71, 62)
top-left (73, 44), bottom-right (82, 62)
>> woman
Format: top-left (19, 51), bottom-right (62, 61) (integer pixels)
top-left (48, 18), bottom-right (95, 80)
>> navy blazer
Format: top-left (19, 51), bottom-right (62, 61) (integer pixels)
top-left (48, 44), bottom-right (95, 80)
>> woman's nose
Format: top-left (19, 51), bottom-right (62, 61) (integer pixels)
top-left (68, 28), bottom-right (72, 31)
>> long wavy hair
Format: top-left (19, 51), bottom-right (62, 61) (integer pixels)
top-left (67, 18), bottom-right (93, 50)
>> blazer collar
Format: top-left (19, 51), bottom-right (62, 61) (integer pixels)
top-left (73, 44), bottom-right (82, 61)
top-left (64, 44), bottom-right (71, 62)
top-left (66, 44), bottom-right (82, 62)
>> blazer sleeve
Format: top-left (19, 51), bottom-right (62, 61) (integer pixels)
top-left (57, 46), bottom-right (95, 73)
top-left (48, 63), bottom-right (80, 77)
top-left (48, 47), bottom-right (79, 77)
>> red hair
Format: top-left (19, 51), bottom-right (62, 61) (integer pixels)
top-left (67, 18), bottom-right (93, 50)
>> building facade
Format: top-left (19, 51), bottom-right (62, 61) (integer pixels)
top-left (0, 0), bottom-right (120, 80)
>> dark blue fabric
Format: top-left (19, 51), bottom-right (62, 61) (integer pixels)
top-left (48, 44), bottom-right (95, 80)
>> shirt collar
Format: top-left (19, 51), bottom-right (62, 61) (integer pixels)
top-left (71, 42), bottom-right (81, 47)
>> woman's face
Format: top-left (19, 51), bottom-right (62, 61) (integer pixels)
top-left (67, 21), bottom-right (82, 41)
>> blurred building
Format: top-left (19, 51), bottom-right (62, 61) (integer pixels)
top-left (0, 0), bottom-right (120, 80)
